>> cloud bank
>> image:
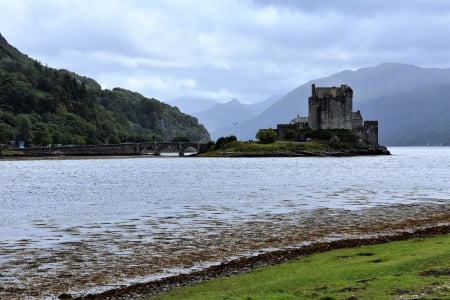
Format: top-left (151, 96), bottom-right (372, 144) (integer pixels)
top-left (1, 0), bottom-right (449, 103)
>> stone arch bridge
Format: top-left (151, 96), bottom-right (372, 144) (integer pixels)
top-left (17, 142), bottom-right (208, 157)
top-left (137, 142), bottom-right (207, 156)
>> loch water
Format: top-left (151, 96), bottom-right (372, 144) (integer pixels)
top-left (0, 147), bottom-right (449, 298)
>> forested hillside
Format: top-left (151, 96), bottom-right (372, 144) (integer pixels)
top-left (0, 33), bottom-right (209, 146)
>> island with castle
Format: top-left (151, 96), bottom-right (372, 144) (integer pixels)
top-left (202, 84), bottom-right (390, 157)
top-left (277, 84), bottom-right (380, 146)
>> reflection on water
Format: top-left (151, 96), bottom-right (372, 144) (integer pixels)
top-left (0, 147), bottom-right (449, 298)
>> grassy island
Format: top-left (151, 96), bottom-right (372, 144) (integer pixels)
top-left (198, 140), bottom-right (390, 157)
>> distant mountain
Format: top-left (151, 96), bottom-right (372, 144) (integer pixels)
top-left (166, 97), bottom-right (220, 115)
top-left (317, 63), bottom-right (450, 102)
top-left (166, 94), bottom-right (281, 141)
top-left (358, 84), bottom-right (450, 145)
top-left (246, 94), bottom-right (282, 116)
top-left (0, 33), bottom-right (210, 145)
top-left (194, 99), bottom-right (253, 134)
top-left (198, 95), bottom-right (281, 140)
top-left (231, 63), bottom-right (450, 144)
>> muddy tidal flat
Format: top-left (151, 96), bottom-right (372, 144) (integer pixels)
top-left (0, 202), bottom-right (448, 299)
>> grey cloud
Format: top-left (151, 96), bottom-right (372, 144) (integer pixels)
top-left (0, 0), bottom-right (448, 104)
top-left (252, 0), bottom-right (450, 16)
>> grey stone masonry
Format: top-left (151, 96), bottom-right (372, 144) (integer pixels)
top-left (308, 84), bottom-right (353, 130)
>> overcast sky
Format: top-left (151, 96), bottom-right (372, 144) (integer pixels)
top-left (1, 0), bottom-right (449, 103)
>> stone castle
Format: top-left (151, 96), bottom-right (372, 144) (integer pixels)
top-left (277, 84), bottom-right (379, 145)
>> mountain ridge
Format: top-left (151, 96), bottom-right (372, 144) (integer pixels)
top-left (359, 83), bottom-right (450, 145)
top-left (212, 63), bottom-right (450, 145)
top-left (0, 33), bottom-right (210, 146)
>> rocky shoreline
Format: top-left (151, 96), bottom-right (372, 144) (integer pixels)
top-left (69, 225), bottom-right (449, 300)
top-left (199, 143), bottom-right (391, 157)
top-left (52, 202), bottom-right (448, 300)
top-left (209, 147), bottom-right (390, 157)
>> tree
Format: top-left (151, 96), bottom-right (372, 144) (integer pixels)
top-left (32, 122), bottom-right (52, 145)
top-left (283, 129), bottom-right (295, 141)
top-left (71, 135), bottom-right (86, 145)
top-left (0, 122), bottom-right (14, 144)
top-left (107, 135), bottom-right (121, 144)
top-left (256, 129), bottom-right (277, 144)
top-left (171, 136), bottom-right (190, 142)
top-left (215, 135), bottom-right (237, 149)
top-left (16, 114), bottom-right (33, 144)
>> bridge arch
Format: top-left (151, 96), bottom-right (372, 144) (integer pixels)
top-left (137, 142), bottom-right (207, 156)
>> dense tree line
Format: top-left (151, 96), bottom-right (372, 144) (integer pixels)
top-left (0, 35), bottom-right (209, 146)
top-left (256, 128), bottom-right (277, 144)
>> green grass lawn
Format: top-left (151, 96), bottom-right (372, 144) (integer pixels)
top-left (149, 234), bottom-right (450, 300)
top-left (200, 141), bottom-right (329, 157)
top-left (0, 149), bottom-right (23, 155)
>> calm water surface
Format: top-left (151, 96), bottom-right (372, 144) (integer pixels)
top-left (0, 147), bottom-right (449, 298)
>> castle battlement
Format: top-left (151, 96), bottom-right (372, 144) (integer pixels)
top-left (277, 84), bottom-right (379, 145)
top-left (312, 84), bottom-right (352, 99)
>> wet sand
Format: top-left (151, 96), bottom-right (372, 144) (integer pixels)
top-left (1, 202), bottom-right (449, 300)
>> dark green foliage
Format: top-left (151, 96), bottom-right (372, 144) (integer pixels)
top-left (206, 140), bottom-right (215, 150)
top-left (256, 128), bottom-right (277, 144)
top-left (281, 129), bottom-right (296, 141)
top-left (0, 33), bottom-right (210, 146)
top-left (0, 121), bottom-right (14, 143)
top-left (215, 135), bottom-right (237, 149)
top-left (171, 136), bottom-right (190, 142)
top-left (32, 121), bottom-right (52, 145)
top-left (16, 114), bottom-right (33, 143)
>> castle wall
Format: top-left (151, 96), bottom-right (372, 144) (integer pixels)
top-left (364, 121), bottom-right (379, 145)
top-left (277, 123), bottom-right (307, 141)
top-left (351, 111), bottom-right (363, 131)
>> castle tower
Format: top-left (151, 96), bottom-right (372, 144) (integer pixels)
top-left (308, 84), bottom-right (353, 130)
top-left (364, 121), bottom-right (379, 145)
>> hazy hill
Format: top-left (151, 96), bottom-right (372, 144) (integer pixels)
top-left (358, 84), bottom-right (450, 145)
top-left (193, 99), bottom-right (253, 134)
top-left (166, 97), bottom-right (220, 115)
top-left (230, 63), bottom-right (450, 144)
top-left (167, 94), bottom-right (281, 140)
top-left (317, 63), bottom-right (450, 102)
top-left (245, 94), bottom-right (282, 116)
top-left (199, 95), bottom-right (281, 140)
top-left (0, 33), bottom-right (209, 146)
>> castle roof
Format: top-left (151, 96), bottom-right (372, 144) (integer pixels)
top-left (313, 85), bottom-right (352, 98)
top-left (290, 116), bottom-right (309, 124)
